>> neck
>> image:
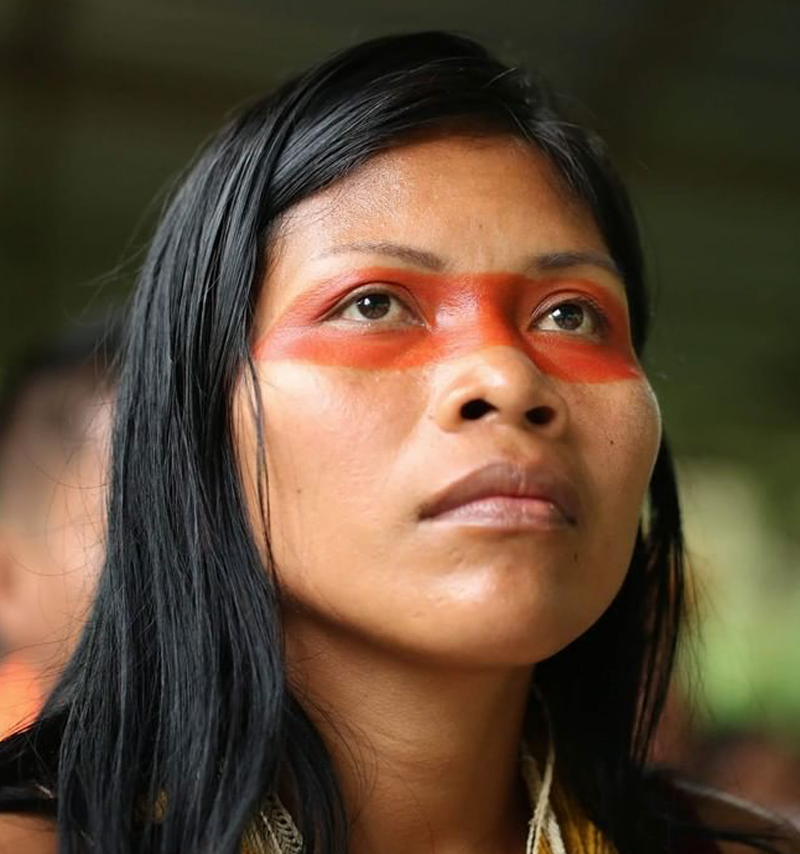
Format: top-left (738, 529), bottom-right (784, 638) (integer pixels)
top-left (286, 620), bottom-right (535, 854)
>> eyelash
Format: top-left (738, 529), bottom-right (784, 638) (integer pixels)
top-left (535, 294), bottom-right (611, 338)
top-left (329, 286), bottom-right (611, 337)
top-left (328, 286), bottom-right (420, 325)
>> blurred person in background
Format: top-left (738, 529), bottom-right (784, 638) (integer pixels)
top-left (0, 320), bottom-right (118, 737)
top-left (0, 31), bottom-right (797, 854)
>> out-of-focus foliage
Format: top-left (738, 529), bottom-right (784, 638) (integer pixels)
top-left (679, 463), bottom-right (800, 743)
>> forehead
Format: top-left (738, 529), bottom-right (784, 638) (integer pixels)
top-left (261, 135), bottom-right (609, 322)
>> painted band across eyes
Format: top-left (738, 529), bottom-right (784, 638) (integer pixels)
top-left (331, 286), bottom-right (610, 342)
top-left (254, 266), bottom-right (642, 383)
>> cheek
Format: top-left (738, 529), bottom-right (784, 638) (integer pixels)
top-left (253, 362), bottom-right (421, 575)
top-left (532, 380), bottom-right (661, 647)
top-left (574, 378), bottom-right (661, 549)
top-left (607, 380), bottom-right (661, 492)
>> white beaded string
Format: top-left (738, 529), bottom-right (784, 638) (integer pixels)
top-left (522, 682), bottom-right (567, 854)
top-left (521, 741), bottom-right (567, 854)
top-left (260, 700), bottom-right (567, 854)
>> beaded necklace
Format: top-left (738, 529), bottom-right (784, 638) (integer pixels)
top-left (245, 740), bottom-right (567, 854)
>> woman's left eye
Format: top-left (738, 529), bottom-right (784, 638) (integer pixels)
top-left (534, 299), bottom-right (607, 338)
top-left (333, 289), bottom-right (417, 324)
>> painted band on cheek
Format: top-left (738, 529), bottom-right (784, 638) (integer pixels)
top-left (254, 267), bottom-right (642, 383)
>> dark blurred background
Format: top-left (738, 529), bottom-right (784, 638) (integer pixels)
top-left (1, 0), bottom-right (798, 819)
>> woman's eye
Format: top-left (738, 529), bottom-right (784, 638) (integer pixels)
top-left (534, 299), bottom-right (606, 338)
top-left (334, 290), bottom-right (416, 324)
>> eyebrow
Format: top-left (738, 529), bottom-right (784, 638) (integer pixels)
top-left (316, 241), bottom-right (445, 271)
top-left (530, 250), bottom-right (621, 279)
top-left (315, 241), bottom-right (621, 279)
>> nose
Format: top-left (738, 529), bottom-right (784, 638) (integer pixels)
top-left (430, 346), bottom-right (569, 436)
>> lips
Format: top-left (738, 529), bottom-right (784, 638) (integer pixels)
top-left (418, 460), bottom-right (580, 525)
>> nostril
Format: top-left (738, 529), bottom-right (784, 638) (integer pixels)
top-left (460, 399), bottom-right (494, 420)
top-left (527, 405), bottom-right (555, 426)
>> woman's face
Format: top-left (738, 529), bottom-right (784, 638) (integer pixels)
top-left (238, 135), bottom-right (660, 667)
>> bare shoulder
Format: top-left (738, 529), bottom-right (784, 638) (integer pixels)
top-left (679, 781), bottom-right (800, 854)
top-left (0, 814), bottom-right (57, 854)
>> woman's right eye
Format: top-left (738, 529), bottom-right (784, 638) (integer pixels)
top-left (332, 289), bottom-right (418, 325)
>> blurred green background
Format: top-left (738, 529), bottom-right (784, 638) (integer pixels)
top-left (1, 0), bottom-right (798, 789)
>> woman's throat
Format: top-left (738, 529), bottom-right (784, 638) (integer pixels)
top-left (254, 267), bottom-right (642, 383)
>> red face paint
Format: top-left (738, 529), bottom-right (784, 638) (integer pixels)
top-left (254, 267), bottom-right (641, 383)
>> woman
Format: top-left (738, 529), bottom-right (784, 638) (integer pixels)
top-left (0, 31), bottom-right (795, 854)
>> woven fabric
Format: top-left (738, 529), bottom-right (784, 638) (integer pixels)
top-left (545, 784), bottom-right (614, 854)
top-left (246, 770), bottom-right (618, 854)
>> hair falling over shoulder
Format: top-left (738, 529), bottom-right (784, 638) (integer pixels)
top-left (0, 31), bottom-right (791, 854)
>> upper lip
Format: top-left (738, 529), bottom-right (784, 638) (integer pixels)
top-left (418, 460), bottom-right (580, 524)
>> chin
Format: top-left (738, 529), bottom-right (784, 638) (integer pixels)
top-left (404, 601), bottom-right (603, 670)
top-left (403, 566), bottom-right (617, 665)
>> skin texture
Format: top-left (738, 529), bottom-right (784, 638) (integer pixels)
top-left (235, 135), bottom-right (663, 853)
top-left (254, 266), bottom-right (641, 382)
top-left (243, 136), bottom-right (661, 669)
top-left (0, 815), bottom-right (58, 854)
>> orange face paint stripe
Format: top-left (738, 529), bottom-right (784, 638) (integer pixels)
top-left (254, 266), bottom-right (641, 383)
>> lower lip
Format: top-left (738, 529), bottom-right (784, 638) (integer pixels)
top-left (422, 496), bottom-right (574, 530)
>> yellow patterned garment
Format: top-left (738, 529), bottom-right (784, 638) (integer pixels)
top-left (545, 783), bottom-right (615, 854)
top-left (241, 781), bottom-right (616, 854)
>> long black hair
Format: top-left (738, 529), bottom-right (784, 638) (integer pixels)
top-left (0, 31), bottom-right (784, 854)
